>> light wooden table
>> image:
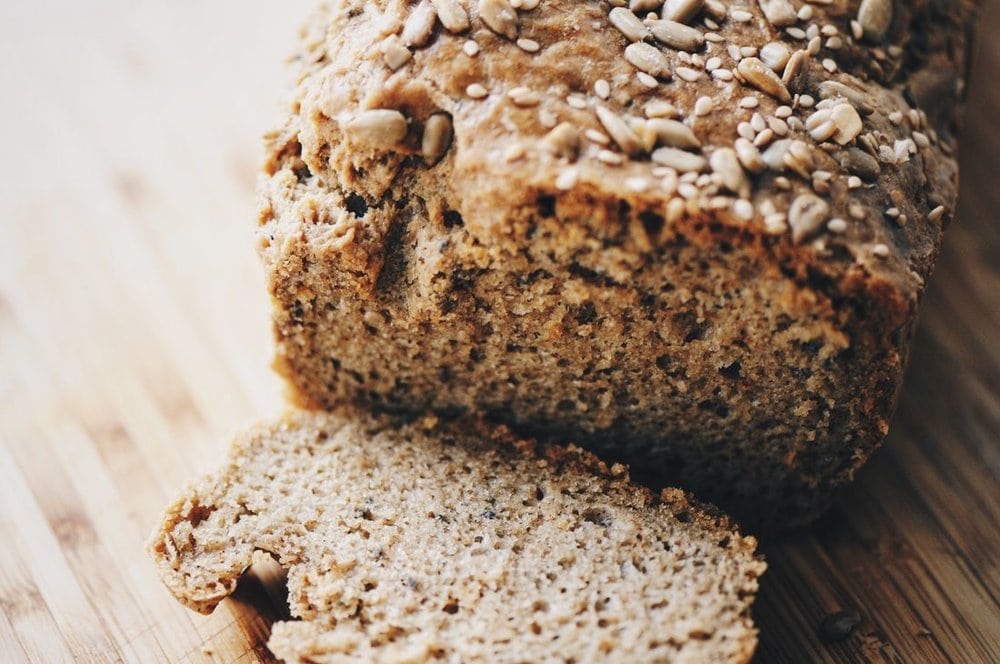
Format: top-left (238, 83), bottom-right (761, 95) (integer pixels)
top-left (0, 2), bottom-right (996, 662)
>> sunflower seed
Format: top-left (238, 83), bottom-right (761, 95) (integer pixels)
top-left (760, 41), bottom-right (790, 71)
top-left (781, 50), bottom-right (809, 91)
top-left (753, 128), bottom-right (775, 147)
top-left (625, 42), bottom-right (672, 77)
top-left (382, 36), bottom-right (412, 70)
top-left (703, 0), bottom-right (726, 20)
top-left (734, 138), bottom-right (765, 173)
top-left (730, 9), bottom-right (754, 22)
top-left (710, 147), bottom-right (749, 196)
top-left (788, 193), bottom-right (829, 243)
top-left (432, 0), bottom-right (470, 33)
top-left (652, 146), bottom-right (707, 172)
top-left (637, 71), bottom-right (660, 88)
top-left (345, 109), bottom-right (408, 149)
top-left (402, 1), bottom-right (437, 47)
top-left (648, 20), bottom-right (705, 51)
top-left (647, 118), bottom-right (701, 148)
top-left (644, 100), bottom-right (679, 118)
top-left (767, 116), bottom-right (790, 137)
top-left (421, 113), bottom-right (453, 164)
top-left (830, 103), bottom-right (863, 145)
top-left (858, 0), bottom-right (892, 41)
top-left (663, 0), bottom-right (705, 24)
top-left (479, 0), bottom-right (518, 39)
top-left (542, 122), bottom-right (579, 158)
top-left (609, 7), bottom-right (650, 42)
top-left (738, 57), bottom-right (791, 102)
top-left (760, 0), bottom-right (797, 26)
top-left (928, 205), bottom-right (946, 222)
top-left (595, 105), bottom-right (645, 156)
top-left (631, 0), bottom-right (662, 11)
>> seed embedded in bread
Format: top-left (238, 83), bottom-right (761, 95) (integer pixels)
top-left (343, 110), bottom-right (408, 149)
top-left (421, 113), bottom-right (454, 164)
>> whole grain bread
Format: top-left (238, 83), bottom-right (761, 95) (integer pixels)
top-left (149, 410), bottom-right (765, 663)
top-left (258, 0), bottom-right (978, 529)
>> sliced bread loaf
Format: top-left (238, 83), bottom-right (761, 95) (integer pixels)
top-left (259, 0), bottom-right (979, 529)
top-left (149, 410), bottom-right (765, 662)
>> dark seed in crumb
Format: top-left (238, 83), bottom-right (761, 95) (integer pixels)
top-left (819, 609), bottom-right (862, 642)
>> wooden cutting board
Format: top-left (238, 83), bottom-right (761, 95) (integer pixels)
top-left (0, 2), bottom-right (996, 662)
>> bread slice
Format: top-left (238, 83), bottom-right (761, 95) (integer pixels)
top-left (258, 0), bottom-right (978, 529)
top-left (149, 410), bottom-right (765, 662)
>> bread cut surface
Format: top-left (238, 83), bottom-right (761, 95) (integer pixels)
top-left (258, 0), bottom-right (979, 528)
top-left (149, 411), bottom-right (765, 663)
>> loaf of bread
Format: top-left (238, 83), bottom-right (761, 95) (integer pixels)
top-left (257, 0), bottom-right (976, 528)
top-left (149, 410), bottom-right (765, 662)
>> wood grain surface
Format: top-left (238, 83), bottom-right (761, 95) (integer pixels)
top-left (0, 2), bottom-right (996, 662)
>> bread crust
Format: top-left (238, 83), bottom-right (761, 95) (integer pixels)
top-left (258, 0), bottom-right (979, 528)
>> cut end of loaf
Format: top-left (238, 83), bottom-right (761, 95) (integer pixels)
top-left (149, 410), bottom-right (766, 663)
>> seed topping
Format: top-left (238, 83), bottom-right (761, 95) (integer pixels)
top-left (652, 146), bottom-right (708, 172)
top-left (663, 0), bottom-right (705, 24)
top-left (858, 0), bottom-right (893, 42)
top-left (344, 110), bottom-right (408, 149)
top-left (402, 1), bottom-right (437, 47)
top-left (788, 193), bottom-right (829, 243)
top-left (431, 0), bottom-right (471, 33)
top-left (479, 0), bottom-right (519, 39)
top-left (595, 105), bottom-right (646, 156)
top-left (648, 20), bottom-right (705, 51)
top-left (738, 58), bottom-right (791, 103)
top-left (625, 42), bottom-right (673, 78)
top-left (760, 0), bottom-right (797, 27)
top-left (608, 7), bottom-right (650, 42)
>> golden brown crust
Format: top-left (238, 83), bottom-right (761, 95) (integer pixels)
top-left (149, 409), bottom-right (766, 662)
